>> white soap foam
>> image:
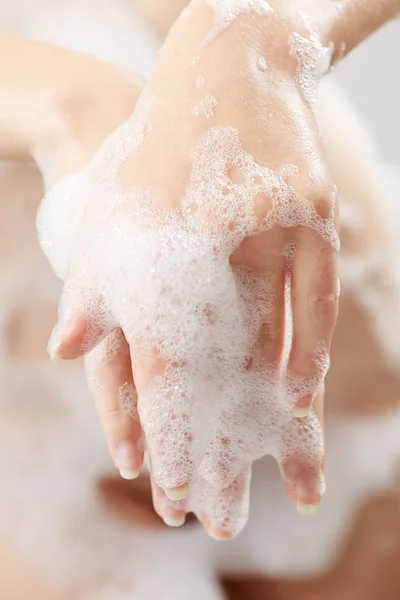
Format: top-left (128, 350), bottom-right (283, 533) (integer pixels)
top-left (38, 108), bottom-right (338, 533)
top-left (289, 30), bottom-right (333, 113)
top-left (0, 0), bottom-right (400, 588)
top-left (196, 76), bottom-right (206, 89)
top-left (193, 95), bottom-right (218, 118)
top-left (118, 381), bottom-right (139, 418)
top-left (256, 55), bottom-right (268, 72)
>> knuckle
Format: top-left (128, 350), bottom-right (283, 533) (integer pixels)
top-left (260, 322), bottom-right (282, 344)
top-left (313, 193), bottom-right (335, 220)
top-left (260, 322), bottom-right (284, 363)
top-left (310, 293), bottom-right (339, 322)
top-left (103, 408), bottom-right (122, 424)
top-left (290, 351), bottom-right (320, 380)
top-left (304, 179), bottom-right (337, 220)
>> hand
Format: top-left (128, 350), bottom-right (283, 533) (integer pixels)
top-left (0, 34), bottom-right (148, 505)
top-left (40, 1), bottom-right (340, 537)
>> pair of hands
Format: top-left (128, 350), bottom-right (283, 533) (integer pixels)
top-left (36, 1), bottom-right (340, 538)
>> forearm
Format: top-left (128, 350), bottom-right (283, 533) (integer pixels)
top-left (133, 0), bottom-right (191, 36)
top-left (0, 35), bottom-right (140, 166)
top-left (169, 0), bottom-right (399, 70)
top-left (0, 35), bottom-right (59, 161)
top-left (258, 0), bottom-right (400, 63)
top-left (327, 0), bottom-right (400, 60)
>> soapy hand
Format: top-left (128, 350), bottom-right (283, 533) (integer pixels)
top-left (39, 0), bottom-right (339, 537)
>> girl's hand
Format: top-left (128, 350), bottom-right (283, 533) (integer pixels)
top-left (40, 1), bottom-right (340, 538)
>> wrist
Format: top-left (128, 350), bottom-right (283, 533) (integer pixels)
top-left (185, 0), bottom-right (337, 77)
top-left (322, 0), bottom-right (400, 64)
top-left (263, 1), bottom-right (343, 71)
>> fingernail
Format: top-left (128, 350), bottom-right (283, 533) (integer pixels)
top-left (48, 332), bottom-right (63, 362)
top-left (318, 475), bottom-right (327, 497)
top-left (293, 394), bottom-right (314, 417)
top-left (163, 515), bottom-right (186, 528)
top-left (119, 469), bottom-right (140, 480)
top-left (164, 485), bottom-right (190, 501)
top-left (296, 473), bottom-right (325, 507)
top-left (144, 451), bottom-right (151, 472)
top-left (297, 503), bottom-right (319, 516)
top-left (207, 527), bottom-right (232, 541)
top-left (115, 441), bottom-right (141, 475)
top-left (292, 406), bottom-right (311, 418)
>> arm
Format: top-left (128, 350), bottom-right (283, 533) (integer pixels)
top-left (329, 0), bottom-right (400, 59)
top-left (44, 0), bottom-right (339, 530)
top-left (136, 0), bottom-right (400, 53)
top-left (30, 0), bottom-right (400, 538)
top-left (265, 0), bottom-right (400, 62)
top-left (133, 0), bottom-right (191, 36)
top-left (0, 34), bottom-right (140, 172)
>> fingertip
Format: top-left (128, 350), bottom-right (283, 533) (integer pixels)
top-left (164, 485), bottom-right (190, 501)
top-left (48, 313), bottom-right (88, 361)
top-left (115, 440), bottom-right (143, 477)
top-left (163, 515), bottom-right (186, 528)
top-left (297, 503), bottom-right (320, 517)
top-left (202, 517), bottom-right (235, 542)
top-left (292, 405), bottom-right (312, 418)
top-left (119, 469), bottom-right (141, 481)
top-left (281, 457), bottom-right (326, 509)
top-left (207, 527), bottom-right (234, 541)
top-left (150, 476), bottom-right (188, 528)
top-left (207, 529), bottom-right (233, 541)
top-left (48, 333), bottom-right (63, 362)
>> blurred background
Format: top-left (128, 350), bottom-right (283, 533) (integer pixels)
top-left (0, 2), bottom-right (399, 599)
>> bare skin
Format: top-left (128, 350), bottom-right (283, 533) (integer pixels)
top-left (134, 0), bottom-right (400, 58)
top-left (329, 0), bottom-right (400, 59)
top-left (50, 0), bottom-right (400, 516)
top-left (48, 0), bottom-right (339, 515)
top-left (1, 25), bottom-right (400, 598)
top-left (0, 34), bottom-right (141, 170)
top-left (2, 0), bottom-right (400, 533)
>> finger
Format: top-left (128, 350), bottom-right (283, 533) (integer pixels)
top-left (197, 234), bottom-right (287, 490)
top-left (199, 253), bottom-right (287, 491)
top-left (288, 227), bottom-right (339, 416)
top-left (85, 329), bottom-right (144, 479)
top-left (130, 347), bottom-right (196, 500)
top-left (150, 472), bottom-right (187, 528)
top-left (48, 282), bottom-right (114, 361)
top-left (278, 390), bottom-right (325, 516)
top-left (198, 434), bottom-right (243, 490)
top-left (198, 467), bottom-right (252, 541)
top-left (48, 310), bottom-right (89, 361)
top-left (234, 227), bottom-right (287, 367)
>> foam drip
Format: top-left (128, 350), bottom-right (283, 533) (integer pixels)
top-left (193, 95), bottom-right (218, 118)
top-left (289, 30), bottom-right (333, 113)
top-left (118, 382), bottom-right (139, 419)
top-left (256, 55), bottom-right (268, 72)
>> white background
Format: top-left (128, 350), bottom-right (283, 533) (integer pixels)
top-left (332, 18), bottom-right (400, 166)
